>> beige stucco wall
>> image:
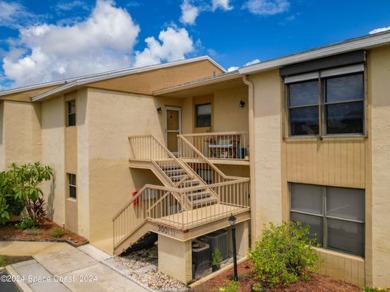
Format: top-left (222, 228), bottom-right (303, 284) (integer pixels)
top-left (86, 88), bottom-right (168, 242)
top-left (368, 45), bottom-right (390, 288)
top-left (158, 235), bottom-right (192, 283)
top-left (41, 97), bottom-right (66, 226)
top-left (0, 102), bottom-right (4, 171)
top-left (214, 86), bottom-right (248, 133)
top-left (77, 89), bottom-right (89, 238)
top-left (3, 101), bottom-right (42, 166)
top-left (250, 70), bottom-right (282, 241)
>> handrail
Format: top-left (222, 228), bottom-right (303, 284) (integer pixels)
top-left (181, 131), bottom-right (248, 137)
top-left (178, 134), bottom-right (242, 182)
top-left (129, 135), bottom-right (196, 186)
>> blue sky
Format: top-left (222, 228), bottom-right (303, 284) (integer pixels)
top-left (0, 0), bottom-right (390, 89)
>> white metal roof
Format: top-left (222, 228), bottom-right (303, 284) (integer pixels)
top-left (0, 56), bottom-right (224, 102)
top-left (239, 31), bottom-right (390, 75)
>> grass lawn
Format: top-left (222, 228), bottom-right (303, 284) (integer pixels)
top-left (0, 255), bottom-right (33, 267)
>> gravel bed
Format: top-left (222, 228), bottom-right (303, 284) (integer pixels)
top-left (116, 245), bottom-right (189, 292)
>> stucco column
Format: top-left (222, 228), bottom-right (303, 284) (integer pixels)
top-left (158, 235), bottom-right (192, 283)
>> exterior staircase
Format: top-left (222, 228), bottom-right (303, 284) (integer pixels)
top-left (112, 135), bottom-right (250, 255)
top-left (157, 161), bottom-right (218, 208)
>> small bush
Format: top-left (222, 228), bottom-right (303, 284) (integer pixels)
top-left (249, 221), bottom-right (319, 288)
top-left (219, 280), bottom-right (239, 292)
top-left (24, 228), bottom-right (40, 236)
top-left (50, 227), bottom-right (65, 238)
top-left (364, 288), bottom-right (387, 292)
top-left (212, 248), bottom-right (223, 266)
top-left (15, 216), bottom-right (36, 230)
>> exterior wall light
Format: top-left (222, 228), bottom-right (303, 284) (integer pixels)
top-left (157, 107), bottom-right (162, 114)
top-left (239, 100), bottom-right (246, 108)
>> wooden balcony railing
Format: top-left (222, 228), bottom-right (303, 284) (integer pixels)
top-left (180, 132), bottom-right (249, 161)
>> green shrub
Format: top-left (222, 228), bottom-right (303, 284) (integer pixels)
top-left (24, 228), bottom-right (40, 236)
top-left (364, 288), bottom-right (387, 292)
top-left (50, 227), bottom-right (65, 238)
top-left (219, 280), bottom-right (239, 292)
top-left (248, 221), bottom-right (319, 288)
top-left (212, 247), bottom-right (223, 266)
top-left (15, 216), bottom-right (36, 230)
top-left (0, 162), bottom-right (53, 225)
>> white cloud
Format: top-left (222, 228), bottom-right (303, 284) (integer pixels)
top-left (134, 27), bottom-right (194, 67)
top-left (227, 59), bottom-right (261, 72)
top-left (0, 1), bottom-right (35, 29)
top-left (180, 0), bottom-right (199, 25)
top-left (227, 66), bottom-right (238, 72)
top-left (212, 0), bottom-right (233, 11)
top-left (180, 0), bottom-right (233, 26)
top-left (2, 0), bottom-right (140, 87)
top-left (369, 26), bottom-right (390, 35)
top-left (243, 0), bottom-right (290, 15)
top-left (56, 1), bottom-right (89, 12)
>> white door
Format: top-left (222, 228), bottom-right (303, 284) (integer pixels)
top-left (165, 107), bottom-right (182, 155)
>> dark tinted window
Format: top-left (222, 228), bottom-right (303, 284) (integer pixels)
top-left (196, 103), bottom-right (211, 127)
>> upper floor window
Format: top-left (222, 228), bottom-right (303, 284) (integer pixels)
top-left (196, 103), bottom-right (211, 128)
top-left (67, 100), bottom-right (76, 127)
top-left (286, 64), bottom-right (365, 136)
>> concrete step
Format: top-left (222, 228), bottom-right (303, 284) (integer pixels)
top-left (181, 180), bottom-right (200, 187)
top-left (187, 190), bottom-right (211, 200)
top-left (192, 197), bottom-right (218, 208)
top-left (170, 175), bottom-right (187, 182)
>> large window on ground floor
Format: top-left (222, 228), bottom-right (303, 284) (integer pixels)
top-left (289, 183), bottom-right (365, 257)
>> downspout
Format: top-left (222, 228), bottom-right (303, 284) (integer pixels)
top-left (242, 75), bottom-right (256, 248)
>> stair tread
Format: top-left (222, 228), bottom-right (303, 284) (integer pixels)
top-left (187, 190), bottom-right (211, 198)
top-left (192, 197), bottom-right (218, 205)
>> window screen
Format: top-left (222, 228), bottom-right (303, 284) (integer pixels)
top-left (290, 183), bottom-right (365, 257)
top-left (196, 103), bottom-right (211, 127)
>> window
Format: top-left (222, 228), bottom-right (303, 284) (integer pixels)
top-left (67, 100), bottom-right (76, 127)
top-left (286, 65), bottom-right (365, 136)
top-left (67, 173), bottom-right (77, 199)
top-left (290, 183), bottom-right (365, 257)
top-left (196, 103), bottom-right (211, 127)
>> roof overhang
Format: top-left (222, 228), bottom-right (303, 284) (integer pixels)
top-left (154, 71), bottom-right (243, 98)
top-left (30, 56), bottom-right (225, 102)
top-left (239, 31), bottom-right (390, 75)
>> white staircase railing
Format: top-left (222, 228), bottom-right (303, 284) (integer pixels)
top-left (178, 134), bottom-right (243, 184)
top-left (112, 179), bottom-right (250, 250)
top-left (181, 132), bottom-right (249, 160)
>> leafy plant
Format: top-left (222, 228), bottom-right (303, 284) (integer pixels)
top-left (248, 221), bottom-right (320, 288)
top-left (15, 216), bottom-right (36, 229)
top-left (24, 228), bottom-right (40, 236)
top-left (212, 248), bottom-right (223, 266)
top-left (0, 162), bottom-right (53, 225)
top-left (220, 280), bottom-right (239, 292)
top-left (364, 288), bottom-right (387, 292)
top-left (50, 227), bottom-right (65, 238)
top-left (251, 282), bottom-right (265, 292)
top-left (25, 197), bottom-right (47, 226)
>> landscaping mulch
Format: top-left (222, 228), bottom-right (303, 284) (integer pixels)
top-left (0, 218), bottom-right (88, 247)
top-left (192, 259), bottom-right (361, 292)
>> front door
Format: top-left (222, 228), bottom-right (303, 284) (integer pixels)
top-left (165, 107), bottom-right (181, 155)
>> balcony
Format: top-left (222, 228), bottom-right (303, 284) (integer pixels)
top-left (180, 132), bottom-right (249, 165)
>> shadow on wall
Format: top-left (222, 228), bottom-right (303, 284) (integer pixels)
top-left (46, 174), bottom-right (56, 220)
top-left (0, 103), bottom-right (3, 144)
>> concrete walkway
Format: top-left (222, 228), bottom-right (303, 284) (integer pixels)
top-left (0, 241), bottom-right (149, 292)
